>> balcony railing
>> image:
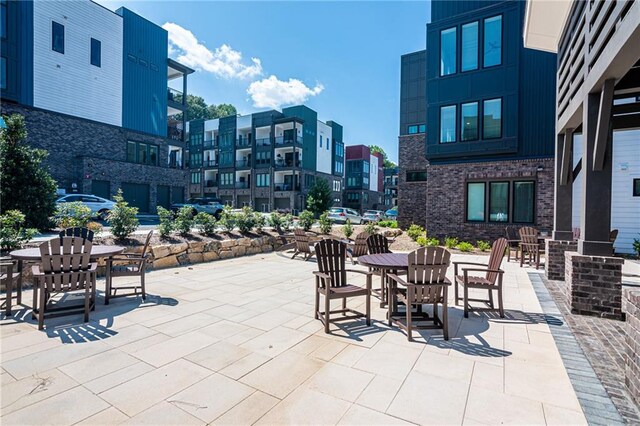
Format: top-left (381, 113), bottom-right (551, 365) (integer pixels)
top-left (204, 159), bottom-right (218, 167)
top-left (235, 159), bottom-right (250, 168)
top-left (168, 124), bottom-right (183, 141)
top-left (168, 160), bottom-right (183, 169)
top-left (274, 183), bottom-right (300, 191)
top-left (205, 179), bottom-right (218, 188)
top-left (274, 136), bottom-right (303, 145)
top-left (235, 181), bottom-right (250, 189)
top-left (167, 87), bottom-right (183, 104)
top-left (204, 139), bottom-right (217, 149)
top-left (236, 137), bottom-right (251, 147)
top-left (274, 160), bottom-right (301, 168)
top-left (256, 137), bottom-right (271, 147)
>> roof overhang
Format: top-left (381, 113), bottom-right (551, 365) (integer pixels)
top-left (168, 58), bottom-right (195, 80)
top-left (523, 0), bottom-right (573, 53)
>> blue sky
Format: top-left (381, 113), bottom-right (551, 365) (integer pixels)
top-left (97, 1), bottom-right (431, 162)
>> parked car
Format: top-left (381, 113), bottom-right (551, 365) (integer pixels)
top-left (363, 210), bottom-right (385, 222)
top-left (385, 208), bottom-right (398, 219)
top-left (56, 194), bottom-right (116, 220)
top-left (328, 207), bottom-right (365, 224)
top-left (171, 198), bottom-right (224, 219)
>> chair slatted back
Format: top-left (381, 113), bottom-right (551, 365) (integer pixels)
top-left (59, 227), bottom-right (94, 243)
top-left (315, 239), bottom-right (347, 288)
top-left (294, 229), bottom-right (313, 254)
top-left (406, 247), bottom-right (451, 304)
top-left (486, 238), bottom-right (508, 283)
top-left (141, 230), bottom-right (153, 256)
top-left (573, 227), bottom-right (581, 240)
top-left (351, 232), bottom-right (370, 257)
top-left (610, 229), bottom-right (619, 244)
top-left (519, 227), bottom-right (539, 252)
top-left (39, 237), bottom-right (93, 293)
top-left (366, 234), bottom-right (391, 254)
top-left (505, 226), bottom-right (520, 242)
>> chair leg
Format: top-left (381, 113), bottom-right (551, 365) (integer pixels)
top-left (38, 281), bottom-right (46, 331)
top-left (291, 250), bottom-right (298, 260)
top-left (5, 272), bottom-right (13, 317)
top-left (16, 260), bottom-right (23, 305)
top-left (520, 249), bottom-right (524, 267)
top-left (324, 292), bottom-right (330, 334)
top-left (342, 298), bottom-right (347, 316)
top-left (463, 284), bottom-right (469, 318)
top-left (141, 272), bottom-right (146, 300)
top-left (84, 280), bottom-right (91, 323)
top-left (454, 279), bottom-right (459, 306)
top-left (442, 286), bottom-right (449, 340)
top-left (498, 286), bottom-right (505, 318)
top-left (488, 288), bottom-right (494, 309)
top-left (387, 284), bottom-right (393, 327)
top-left (105, 263), bottom-right (111, 305)
top-left (314, 282), bottom-right (320, 320)
top-left (365, 291), bottom-right (371, 326)
top-left (406, 287), bottom-right (413, 341)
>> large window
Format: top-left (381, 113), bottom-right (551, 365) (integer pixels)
top-left (467, 183), bottom-right (486, 221)
top-left (256, 173), bottom-right (270, 187)
top-left (489, 182), bottom-right (509, 222)
top-left (256, 151), bottom-right (271, 166)
top-left (513, 181), bottom-right (535, 223)
top-left (408, 125), bottom-right (418, 134)
top-left (220, 173), bottom-right (233, 186)
top-left (483, 98), bottom-right (502, 139)
top-left (52, 21), bottom-right (64, 54)
top-left (440, 105), bottom-right (456, 143)
top-left (190, 172), bottom-right (201, 184)
top-left (461, 102), bottom-right (478, 141)
top-left (126, 141), bottom-right (158, 166)
top-left (484, 15), bottom-right (502, 67)
top-left (189, 152), bottom-right (202, 168)
top-left (219, 152), bottom-right (233, 167)
top-left (90, 38), bottom-right (101, 67)
top-left (406, 171), bottom-right (427, 182)
top-left (461, 22), bottom-right (478, 72)
top-left (440, 27), bottom-right (456, 76)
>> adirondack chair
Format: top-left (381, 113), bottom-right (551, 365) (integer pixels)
top-left (58, 227), bottom-right (94, 243)
top-left (32, 237), bottom-right (97, 330)
top-left (1, 261), bottom-right (21, 316)
top-left (504, 226), bottom-right (520, 262)
top-left (454, 238), bottom-right (508, 318)
top-left (105, 231), bottom-right (153, 304)
top-left (313, 239), bottom-right (372, 333)
top-left (346, 232), bottom-right (370, 265)
top-left (291, 229), bottom-right (319, 261)
top-left (387, 247), bottom-right (452, 341)
top-left (366, 233), bottom-right (394, 303)
top-left (519, 227), bottom-right (541, 269)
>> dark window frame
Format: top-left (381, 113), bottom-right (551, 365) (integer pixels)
top-left (488, 181), bottom-right (510, 223)
top-left (634, 178), bottom-right (640, 197)
top-left (512, 180), bottom-right (536, 224)
top-left (465, 178), bottom-right (536, 224)
top-left (126, 141), bottom-right (159, 166)
top-left (440, 26), bottom-right (457, 76)
top-left (408, 125), bottom-right (418, 134)
top-left (90, 38), bottom-right (101, 67)
top-left (52, 21), bottom-right (64, 54)
top-left (460, 101), bottom-right (479, 142)
top-left (465, 182), bottom-right (486, 222)
top-left (461, 21), bottom-right (479, 73)
top-left (440, 104), bottom-right (457, 143)
top-left (483, 97), bottom-right (503, 140)
top-left (483, 14), bottom-right (503, 69)
top-left (406, 171), bottom-right (427, 182)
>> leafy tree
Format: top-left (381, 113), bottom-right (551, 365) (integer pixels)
top-left (298, 210), bottom-right (315, 232)
top-left (208, 103), bottom-right (237, 119)
top-left (177, 95), bottom-right (237, 121)
top-left (0, 114), bottom-right (58, 229)
top-left (369, 145), bottom-right (397, 168)
top-left (107, 189), bottom-right (139, 239)
top-left (0, 210), bottom-right (38, 251)
top-left (306, 179), bottom-right (333, 218)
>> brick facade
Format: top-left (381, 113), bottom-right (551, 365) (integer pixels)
top-left (425, 158), bottom-right (554, 242)
top-left (545, 239), bottom-right (578, 281)
top-left (623, 289), bottom-right (640, 407)
top-left (397, 133), bottom-right (428, 229)
top-left (2, 102), bottom-right (188, 213)
top-left (564, 251), bottom-right (624, 319)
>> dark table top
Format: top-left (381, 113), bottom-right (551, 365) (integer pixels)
top-left (357, 253), bottom-right (409, 270)
top-left (9, 245), bottom-right (126, 261)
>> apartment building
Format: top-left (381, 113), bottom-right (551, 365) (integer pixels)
top-left (383, 167), bottom-right (398, 209)
top-left (186, 105), bottom-right (345, 214)
top-left (0, 0), bottom-right (193, 213)
top-left (344, 145), bottom-right (384, 213)
top-left (399, 0), bottom-right (557, 241)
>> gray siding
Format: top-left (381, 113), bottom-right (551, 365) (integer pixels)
top-left (399, 50), bottom-right (427, 136)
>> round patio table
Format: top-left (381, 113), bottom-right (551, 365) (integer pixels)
top-left (357, 253), bottom-right (409, 308)
top-left (9, 245), bottom-right (126, 316)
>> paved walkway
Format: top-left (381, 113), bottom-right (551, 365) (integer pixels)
top-left (1, 252), bottom-right (588, 425)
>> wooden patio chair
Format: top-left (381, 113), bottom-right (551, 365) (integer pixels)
top-left (519, 227), bottom-right (541, 269)
top-left (105, 231), bottom-right (153, 304)
top-left (58, 227), bottom-right (94, 242)
top-left (346, 231), bottom-right (370, 265)
top-left (454, 238), bottom-right (508, 318)
top-left (291, 229), bottom-right (320, 261)
top-left (1, 261), bottom-right (21, 316)
top-left (366, 234), bottom-right (391, 254)
top-left (313, 239), bottom-right (372, 333)
top-left (32, 237), bottom-right (97, 330)
top-left (504, 226), bottom-right (520, 262)
top-left (387, 247), bottom-right (451, 341)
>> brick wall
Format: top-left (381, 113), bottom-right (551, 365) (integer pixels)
top-left (623, 289), bottom-right (640, 406)
top-left (564, 251), bottom-right (624, 319)
top-left (546, 240), bottom-right (578, 281)
top-left (397, 133), bottom-right (428, 228)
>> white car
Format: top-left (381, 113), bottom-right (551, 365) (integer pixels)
top-left (56, 194), bottom-right (116, 220)
top-left (328, 207), bottom-right (365, 224)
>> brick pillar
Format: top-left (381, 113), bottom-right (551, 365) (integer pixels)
top-left (545, 240), bottom-right (577, 281)
top-left (564, 251), bottom-right (624, 319)
top-left (623, 289), bottom-right (640, 406)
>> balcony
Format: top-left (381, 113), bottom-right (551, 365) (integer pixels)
top-left (167, 88), bottom-right (184, 105)
top-left (274, 183), bottom-right (300, 191)
top-left (235, 181), bottom-right (250, 189)
top-left (256, 137), bottom-right (271, 147)
top-left (204, 159), bottom-right (218, 168)
top-left (274, 136), bottom-right (303, 146)
top-left (274, 159), bottom-right (301, 169)
top-left (204, 139), bottom-right (217, 149)
top-left (205, 179), bottom-right (218, 188)
top-left (168, 159), bottom-right (183, 169)
top-left (167, 123), bottom-right (184, 142)
top-left (235, 159), bottom-right (251, 168)
top-left (236, 137), bottom-right (251, 148)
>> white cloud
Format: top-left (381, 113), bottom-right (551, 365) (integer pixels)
top-left (162, 22), bottom-right (262, 79)
top-left (247, 75), bottom-right (324, 109)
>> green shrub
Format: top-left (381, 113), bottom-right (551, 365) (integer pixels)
top-left (236, 207), bottom-right (257, 233)
top-left (107, 189), bottom-right (139, 240)
top-left (0, 210), bottom-right (37, 251)
top-left (444, 236), bottom-right (458, 249)
top-left (86, 221), bottom-right (103, 236)
top-left (55, 201), bottom-right (92, 229)
top-left (175, 206), bottom-right (195, 236)
top-left (378, 220), bottom-right (398, 228)
top-left (157, 206), bottom-right (175, 238)
top-left (416, 236), bottom-right (440, 247)
top-left (298, 210), bottom-right (315, 232)
top-left (218, 206), bottom-right (237, 233)
top-left (282, 214), bottom-right (294, 232)
top-left (406, 224), bottom-right (426, 241)
top-left (477, 240), bottom-right (491, 252)
top-left (268, 212), bottom-right (283, 232)
top-left (364, 221), bottom-right (378, 235)
top-left (318, 211), bottom-right (332, 234)
top-left (195, 212), bottom-right (216, 237)
top-left (633, 236), bottom-right (640, 257)
top-left (343, 219), bottom-right (354, 239)
top-left (254, 212), bottom-right (266, 233)
top-left (456, 241), bottom-right (474, 252)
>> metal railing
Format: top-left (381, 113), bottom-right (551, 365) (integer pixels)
top-left (167, 87), bottom-right (183, 104)
top-left (235, 181), bottom-right (250, 189)
top-left (256, 137), bottom-right (271, 146)
top-left (274, 183), bottom-right (300, 191)
top-left (203, 159), bottom-right (218, 167)
top-left (274, 136), bottom-right (303, 145)
top-left (205, 179), bottom-right (218, 187)
top-left (236, 137), bottom-right (251, 147)
top-left (274, 160), bottom-right (301, 168)
top-left (204, 139), bottom-right (217, 149)
top-left (167, 124), bottom-right (183, 141)
top-left (235, 159), bottom-right (250, 168)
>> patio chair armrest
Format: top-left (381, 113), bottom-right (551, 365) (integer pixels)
top-left (387, 273), bottom-right (407, 286)
top-left (87, 262), bottom-right (99, 272)
top-left (461, 267), bottom-right (504, 275)
top-left (344, 269), bottom-right (373, 277)
top-left (313, 271), bottom-right (332, 281)
top-left (452, 261), bottom-right (488, 267)
top-left (31, 264), bottom-right (43, 276)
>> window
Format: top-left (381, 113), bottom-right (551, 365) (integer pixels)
top-left (0, 56), bottom-right (6, 90)
top-left (189, 133), bottom-right (202, 149)
top-left (333, 180), bottom-right (341, 192)
top-left (220, 173), bottom-right (233, 186)
top-left (1, 0), bottom-right (7, 39)
top-left (256, 151), bottom-right (271, 166)
top-left (319, 135), bottom-right (322, 148)
top-left (190, 172), bottom-right (201, 184)
top-left (484, 15), bottom-right (502, 67)
top-left (90, 38), bottom-right (101, 67)
top-left (440, 27), bottom-right (456, 76)
top-left (408, 125), bottom-right (418, 134)
top-left (466, 182), bottom-right (486, 221)
top-left (489, 182), bottom-right (509, 222)
top-left (256, 173), bottom-right (270, 187)
top-left (363, 192), bottom-right (369, 203)
top-left (513, 181), bottom-right (535, 223)
top-left (419, 124), bottom-right (426, 133)
top-left (127, 141), bottom-right (158, 166)
top-left (461, 22), bottom-right (478, 72)
top-left (440, 105), bottom-right (456, 143)
top-left (363, 162), bottom-right (370, 174)
top-left (189, 152), bottom-right (202, 168)
top-left (483, 98), bottom-right (502, 139)
top-left (406, 171), bottom-right (427, 182)
top-left (52, 21), bottom-right (64, 54)
top-left (219, 152), bottom-right (233, 167)
top-left (634, 179), bottom-right (640, 196)
top-left (461, 102), bottom-right (478, 141)
top-left (326, 137), bottom-right (330, 150)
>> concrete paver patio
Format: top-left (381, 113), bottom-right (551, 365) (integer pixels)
top-left (1, 251), bottom-right (587, 425)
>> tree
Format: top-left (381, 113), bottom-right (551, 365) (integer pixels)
top-left (178, 95), bottom-right (237, 121)
top-left (0, 114), bottom-right (58, 229)
top-left (306, 178), bottom-right (333, 217)
top-left (208, 103), bottom-right (237, 119)
top-left (369, 145), bottom-right (397, 168)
